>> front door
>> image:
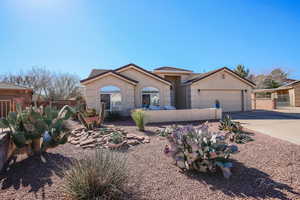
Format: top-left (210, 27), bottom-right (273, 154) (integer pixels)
top-left (101, 94), bottom-right (111, 110)
top-left (142, 94), bottom-right (151, 108)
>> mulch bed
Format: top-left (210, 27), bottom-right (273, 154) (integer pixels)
top-left (0, 120), bottom-right (300, 200)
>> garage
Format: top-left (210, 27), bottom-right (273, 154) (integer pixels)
top-left (197, 90), bottom-right (243, 112)
top-left (186, 67), bottom-right (255, 112)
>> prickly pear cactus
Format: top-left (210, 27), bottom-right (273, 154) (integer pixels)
top-left (163, 122), bottom-right (239, 178)
top-left (0, 104), bottom-right (75, 155)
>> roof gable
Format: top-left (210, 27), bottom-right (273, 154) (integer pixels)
top-left (115, 63), bottom-right (172, 85)
top-left (185, 67), bottom-right (256, 88)
top-left (80, 70), bottom-right (138, 85)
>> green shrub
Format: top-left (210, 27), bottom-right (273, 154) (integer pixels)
top-left (105, 111), bottom-right (122, 122)
top-left (164, 123), bottom-right (239, 178)
top-left (131, 109), bottom-right (146, 131)
top-left (63, 149), bottom-right (128, 200)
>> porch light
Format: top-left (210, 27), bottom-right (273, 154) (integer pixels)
top-left (244, 89), bottom-right (248, 93)
top-left (198, 89), bottom-right (201, 93)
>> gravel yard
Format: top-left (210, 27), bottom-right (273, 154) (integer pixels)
top-left (0, 120), bottom-right (300, 200)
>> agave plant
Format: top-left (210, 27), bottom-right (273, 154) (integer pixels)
top-left (219, 115), bottom-right (240, 132)
top-left (164, 123), bottom-right (239, 178)
top-left (219, 115), bottom-right (253, 144)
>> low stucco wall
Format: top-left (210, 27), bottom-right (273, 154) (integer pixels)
top-left (144, 108), bottom-right (222, 123)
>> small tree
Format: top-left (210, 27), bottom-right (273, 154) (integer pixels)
top-left (264, 79), bottom-right (281, 89)
top-left (234, 64), bottom-right (250, 78)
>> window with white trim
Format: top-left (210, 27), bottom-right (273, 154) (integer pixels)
top-left (141, 87), bottom-right (160, 108)
top-left (100, 86), bottom-right (121, 111)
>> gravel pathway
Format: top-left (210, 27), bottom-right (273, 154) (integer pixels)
top-left (0, 121), bottom-right (300, 200)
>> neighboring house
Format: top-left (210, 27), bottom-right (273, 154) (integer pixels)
top-left (253, 80), bottom-right (300, 109)
top-left (80, 63), bottom-right (255, 115)
top-left (0, 83), bottom-right (33, 118)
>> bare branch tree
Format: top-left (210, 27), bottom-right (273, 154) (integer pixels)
top-left (0, 66), bottom-right (81, 101)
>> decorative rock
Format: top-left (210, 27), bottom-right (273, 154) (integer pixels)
top-left (127, 139), bottom-right (140, 146)
top-left (73, 127), bottom-right (84, 132)
top-left (144, 136), bottom-right (150, 143)
top-left (82, 144), bottom-right (96, 149)
top-left (80, 138), bottom-right (95, 146)
top-left (107, 141), bottom-right (126, 149)
top-left (93, 132), bottom-right (103, 138)
top-left (70, 140), bottom-right (80, 145)
top-left (79, 134), bottom-right (89, 142)
top-left (136, 136), bottom-right (145, 141)
top-left (126, 134), bottom-right (138, 139)
top-left (70, 125), bottom-right (149, 149)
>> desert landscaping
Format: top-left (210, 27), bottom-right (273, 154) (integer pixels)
top-left (0, 118), bottom-right (299, 200)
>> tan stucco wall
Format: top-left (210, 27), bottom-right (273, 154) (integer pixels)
top-left (190, 70), bottom-right (253, 111)
top-left (144, 108), bottom-right (222, 123)
top-left (119, 68), bottom-right (171, 107)
top-left (83, 75), bottom-right (135, 115)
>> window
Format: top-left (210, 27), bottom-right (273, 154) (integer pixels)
top-left (141, 87), bottom-right (160, 108)
top-left (100, 86), bottom-right (121, 111)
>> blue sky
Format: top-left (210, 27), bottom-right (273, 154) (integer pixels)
top-left (0, 0), bottom-right (299, 79)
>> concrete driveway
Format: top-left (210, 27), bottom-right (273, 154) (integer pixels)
top-left (230, 109), bottom-right (300, 145)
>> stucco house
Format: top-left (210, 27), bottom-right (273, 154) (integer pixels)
top-left (80, 63), bottom-right (255, 115)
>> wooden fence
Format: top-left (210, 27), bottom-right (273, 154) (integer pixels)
top-left (0, 100), bottom-right (14, 118)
